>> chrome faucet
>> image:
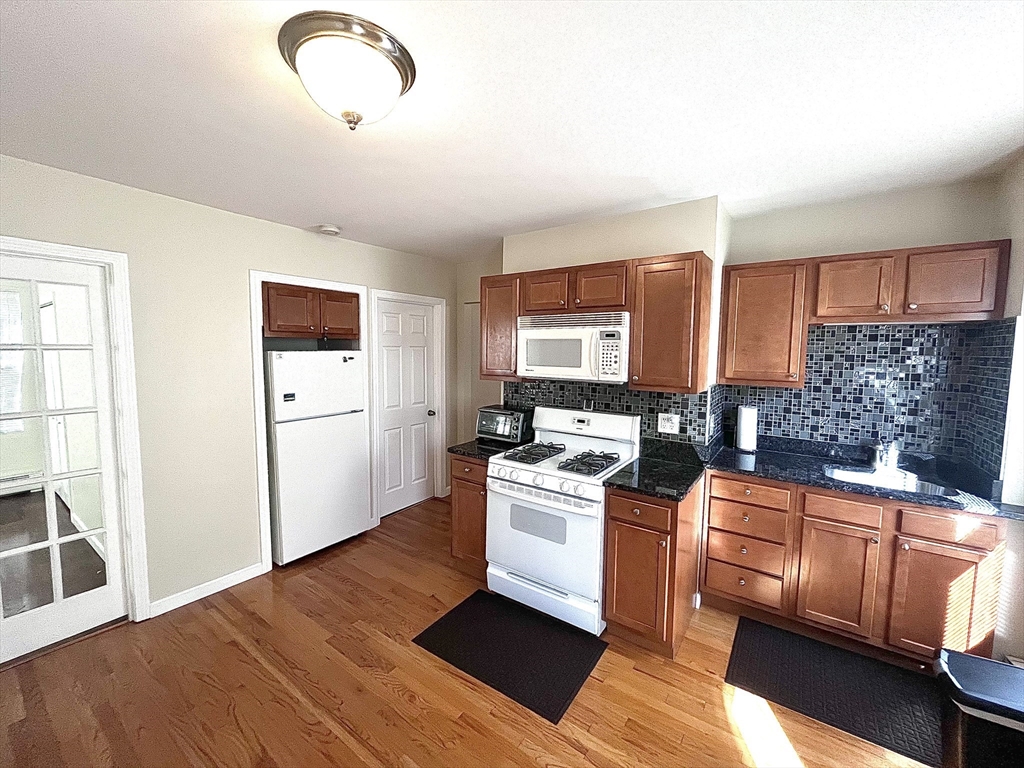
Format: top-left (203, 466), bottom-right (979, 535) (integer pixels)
top-left (872, 440), bottom-right (900, 471)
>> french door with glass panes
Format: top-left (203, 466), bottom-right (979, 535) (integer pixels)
top-left (0, 253), bottom-right (126, 663)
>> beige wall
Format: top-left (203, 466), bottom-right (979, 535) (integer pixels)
top-left (997, 152), bottom-right (1024, 317)
top-left (502, 196), bottom-right (720, 274)
top-left (0, 155), bottom-right (458, 602)
top-left (455, 247), bottom-right (503, 443)
top-left (728, 178), bottom-right (1001, 264)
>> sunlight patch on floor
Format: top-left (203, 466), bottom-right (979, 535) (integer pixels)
top-left (723, 684), bottom-right (805, 768)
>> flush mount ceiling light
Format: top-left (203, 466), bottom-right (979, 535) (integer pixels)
top-left (278, 11), bottom-right (416, 130)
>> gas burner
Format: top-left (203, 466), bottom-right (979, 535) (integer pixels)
top-left (503, 442), bottom-right (566, 465)
top-left (557, 451), bottom-right (621, 476)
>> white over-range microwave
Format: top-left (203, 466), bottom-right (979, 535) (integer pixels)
top-left (516, 312), bottom-right (629, 383)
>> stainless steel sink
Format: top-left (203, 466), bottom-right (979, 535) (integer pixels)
top-left (823, 465), bottom-right (958, 497)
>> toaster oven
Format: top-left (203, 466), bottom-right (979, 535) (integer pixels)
top-left (476, 405), bottom-right (534, 444)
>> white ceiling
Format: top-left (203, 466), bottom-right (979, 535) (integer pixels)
top-left (1, 1), bottom-right (1022, 261)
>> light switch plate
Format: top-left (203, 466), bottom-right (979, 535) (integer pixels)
top-left (658, 413), bottom-right (680, 434)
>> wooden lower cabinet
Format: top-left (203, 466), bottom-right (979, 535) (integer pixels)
top-left (796, 517), bottom-right (880, 637)
top-left (450, 457), bottom-right (487, 570)
top-left (603, 479), bottom-right (704, 658)
top-left (701, 473), bottom-right (1008, 661)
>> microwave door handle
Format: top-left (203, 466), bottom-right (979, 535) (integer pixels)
top-left (591, 334), bottom-right (600, 379)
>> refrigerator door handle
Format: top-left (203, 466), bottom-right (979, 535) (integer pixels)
top-left (276, 409), bottom-right (364, 424)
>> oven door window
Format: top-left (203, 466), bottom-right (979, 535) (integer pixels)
top-left (510, 503), bottom-right (567, 545)
top-left (525, 338), bottom-right (583, 369)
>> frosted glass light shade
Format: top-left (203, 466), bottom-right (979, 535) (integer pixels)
top-left (294, 35), bottom-right (404, 126)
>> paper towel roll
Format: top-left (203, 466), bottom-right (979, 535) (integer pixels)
top-left (737, 406), bottom-right (758, 453)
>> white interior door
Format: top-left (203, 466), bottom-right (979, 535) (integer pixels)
top-left (375, 299), bottom-right (436, 516)
top-left (0, 253), bottom-right (126, 663)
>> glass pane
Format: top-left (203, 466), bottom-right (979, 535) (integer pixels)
top-left (526, 338), bottom-right (583, 368)
top-left (0, 415), bottom-right (45, 481)
top-left (49, 412), bottom-right (99, 474)
top-left (0, 546), bottom-right (53, 617)
top-left (0, 349), bottom-right (41, 414)
top-left (0, 485), bottom-right (48, 553)
top-left (38, 283), bottom-right (90, 345)
top-left (60, 534), bottom-right (107, 599)
top-left (0, 279), bottom-right (36, 345)
top-left (43, 350), bottom-right (95, 409)
top-left (54, 475), bottom-right (102, 533)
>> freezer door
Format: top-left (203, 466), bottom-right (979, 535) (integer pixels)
top-left (269, 411), bottom-right (372, 564)
top-left (267, 350), bottom-right (365, 422)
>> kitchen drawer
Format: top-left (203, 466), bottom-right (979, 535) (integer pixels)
top-left (710, 475), bottom-right (791, 511)
top-left (706, 529), bottom-right (785, 577)
top-left (708, 498), bottom-right (788, 544)
top-left (608, 493), bottom-right (672, 533)
top-left (705, 560), bottom-right (784, 610)
top-left (898, 509), bottom-right (1000, 551)
top-left (451, 458), bottom-right (487, 485)
top-left (803, 491), bottom-right (883, 529)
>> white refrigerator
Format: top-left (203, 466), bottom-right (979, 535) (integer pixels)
top-left (266, 350), bottom-right (373, 565)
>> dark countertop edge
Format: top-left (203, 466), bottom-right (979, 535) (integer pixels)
top-left (447, 439), bottom-right (506, 462)
top-left (602, 458), bottom-right (705, 503)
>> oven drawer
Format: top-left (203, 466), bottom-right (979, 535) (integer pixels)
top-left (706, 529), bottom-right (785, 577)
top-left (708, 498), bottom-right (788, 544)
top-left (452, 457), bottom-right (487, 484)
top-left (705, 560), bottom-right (784, 610)
top-left (607, 493), bottom-right (672, 533)
top-left (710, 475), bottom-right (791, 511)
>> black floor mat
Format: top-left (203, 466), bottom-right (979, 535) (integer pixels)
top-left (725, 617), bottom-right (943, 767)
top-left (412, 590), bottom-right (607, 723)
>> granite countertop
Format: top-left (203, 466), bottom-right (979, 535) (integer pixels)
top-left (707, 447), bottom-right (1024, 521)
top-left (603, 458), bottom-right (705, 502)
top-left (447, 439), bottom-right (508, 462)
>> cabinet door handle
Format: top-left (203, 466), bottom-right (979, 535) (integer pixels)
top-left (559, 300), bottom-right (565, 305)
top-left (659, 540), bottom-right (667, 548)
top-left (464, 467), bottom-right (472, 472)
top-left (789, 373), bottom-right (798, 379)
top-left (738, 578), bottom-right (746, 586)
top-left (742, 515), bottom-right (750, 522)
top-left (908, 303), bottom-right (918, 310)
top-left (870, 537), bottom-right (879, 544)
top-left (880, 304), bottom-right (889, 312)
top-left (309, 325), bottom-right (315, 330)
top-left (633, 508), bottom-right (641, 515)
top-left (631, 375), bottom-right (639, 382)
top-left (480, 490), bottom-right (485, 496)
top-left (901, 542), bottom-right (911, 551)
top-left (575, 298), bottom-right (581, 304)
top-left (740, 547), bottom-right (747, 555)
top-left (744, 488), bottom-right (751, 496)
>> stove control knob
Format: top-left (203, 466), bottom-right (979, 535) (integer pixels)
top-left (574, 483), bottom-right (585, 496)
top-left (532, 474), bottom-right (544, 487)
top-left (495, 467), bottom-right (507, 479)
top-left (509, 470), bottom-right (519, 482)
top-left (559, 480), bottom-right (571, 492)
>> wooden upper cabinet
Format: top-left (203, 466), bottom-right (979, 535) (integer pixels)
top-left (887, 536), bottom-right (987, 658)
top-left (796, 517), bottom-right (880, 637)
top-left (904, 244), bottom-right (1006, 319)
top-left (605, 518), bottom-right (671, 642)
top-left (630, 253), bottom-right (710, 393)
top-left (520, 270), bottom-right (569, 313)
top-left (480, 274), bottom-right (520, 380)
top-left (263, 282), bottom-right (320, 337)
top-left (320, 290), bottom-right (359, 339)
top-left (814, 255), bottom-right (899, 321)
top-left (574, 262), bottom-right (629, 309)
top-left (719, 262), bottom-right (807, 387)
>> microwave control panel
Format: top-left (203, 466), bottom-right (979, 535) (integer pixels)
top-left (599, 331), bottom-right (623, 377)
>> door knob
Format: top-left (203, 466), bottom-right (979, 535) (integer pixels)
top-left (427, 409), bottom-right (436, 416)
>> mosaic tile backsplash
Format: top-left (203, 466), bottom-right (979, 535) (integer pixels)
top-left (502, 380), bottom-right (709, 444)
top-left (710, 320), bottom-right (1016, 478)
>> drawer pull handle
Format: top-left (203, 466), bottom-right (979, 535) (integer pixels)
top-left (740, 547), bottom-right (748, 555)
top-left (901, 542), bottom-right (911, 551)
top-left (870, 537), bottom-right (879, 544)
top-left (464, 467), bottom-right (472, 472)
top-left (908, 303), bottom-right (918, 310)
top-left (744, 488), bottom-right (751, 496)
top-left (633, 508), bottom-right (641, 515)
top-left (479, 490), bottom-right (485, 496)
top-left (738, 578), bottom-right (746, 586)
top-left (742, 515), bottom-right (750, 523)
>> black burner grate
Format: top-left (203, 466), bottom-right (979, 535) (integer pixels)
top-left (503, 442), bottom-right (566, 465)
top-left (557, 451), bottom-right (620, 476)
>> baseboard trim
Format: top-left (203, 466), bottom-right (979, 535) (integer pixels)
top-left (149, 561), bottom-right (267, 618)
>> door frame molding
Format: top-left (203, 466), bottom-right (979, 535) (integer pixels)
top-left (0, 235), bottom-right (150, 621)
top-left (248, 271), bottom-right (372, 570)
top-left (368, 290), bottom-right (448, 516)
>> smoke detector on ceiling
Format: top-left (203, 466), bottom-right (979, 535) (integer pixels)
top-left (315, 224), bottom-right (343, 236)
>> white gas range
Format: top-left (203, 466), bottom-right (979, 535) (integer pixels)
top-left (485, 406), bottom-right (641, 635)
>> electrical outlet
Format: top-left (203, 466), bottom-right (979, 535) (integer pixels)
top-left (658, 413), bottom-right (680, 434)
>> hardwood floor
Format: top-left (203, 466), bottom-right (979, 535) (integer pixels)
top-left (1, 498), bottom-right (925, 767)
